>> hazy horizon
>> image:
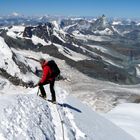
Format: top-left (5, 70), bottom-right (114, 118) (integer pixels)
top-left (0, 0), bottom-right (140, 19)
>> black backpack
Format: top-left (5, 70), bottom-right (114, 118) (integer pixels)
top-left (47, 60), bottom-right (60, 78)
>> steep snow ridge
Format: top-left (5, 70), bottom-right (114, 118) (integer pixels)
top-left (52, 20), bottom-right (67, 42)
top-left (63, 23), bottom-right (77, 31)
top-left (0, 38), bottom-right (39, 83)
top-left (111, 26), bottom-right (122, 35)
top-left (0, 83), bottom-right (86, 140)
top-left (0, 85), bottom-right (135, 140)
top-left (0, 37), bottom-right (13, 57)
top-left (0, 37), bottom-right (20, 76)
top-left (54, 43), bottom-right (88, 61)
top-left (53, 30), bottom-right (66, 43)
top-left (31, 35), bottom-right (51, 46)
top-left (0, 94), bottom-right (55, 140)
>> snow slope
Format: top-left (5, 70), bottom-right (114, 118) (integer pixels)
top-left (65, 96), bottom-right (135, 140)
top-left (0, 85), bottom-right (135, 140)
top-left (105, 103), bottom-right (140, 140)
top-left (6, 26), bottom-right (25, 39)
top-left (54, 43), bottom-right (88, 61)
top-left (31, 35), bottom-right (51, 46)
top-left (0, 36), bottom-right (20, 76)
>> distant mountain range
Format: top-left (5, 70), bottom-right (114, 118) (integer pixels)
top-left (0, 15), bottom-right (140, 86)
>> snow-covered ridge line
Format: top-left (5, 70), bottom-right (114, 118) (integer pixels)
top-left (6, 25), bottom-right (52, 46)
top-left (0, 85), bottom-right (136, 140)
top-left (0, 94), bottom-right (55, 140)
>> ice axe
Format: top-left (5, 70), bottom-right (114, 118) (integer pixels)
top-left (37, 86), bottom-right (40, 96)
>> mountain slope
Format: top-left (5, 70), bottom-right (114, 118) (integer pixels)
top-left (0, 86), bottom-right (135, 140)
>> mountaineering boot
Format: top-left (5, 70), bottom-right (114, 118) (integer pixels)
top-left (39, 94), bottom-right (47, 99)
top-left (52, 100), bottom-right (56, 104)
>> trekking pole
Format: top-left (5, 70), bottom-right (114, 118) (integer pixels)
top-left (37, 87), bottom-right (40, 96)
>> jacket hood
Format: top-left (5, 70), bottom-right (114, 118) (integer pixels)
top-left (41, 61), bottom-right (48, 68)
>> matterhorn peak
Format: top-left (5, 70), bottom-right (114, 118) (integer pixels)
top-left (91, 14), bottom-right (109, 30)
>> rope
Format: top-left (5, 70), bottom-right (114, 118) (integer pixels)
top-left (55, 103), bottom-right (65, 140)
top-left (36, 87), bottom-right (65, 140)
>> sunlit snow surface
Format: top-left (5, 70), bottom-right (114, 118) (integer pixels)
top-left (0, 84), bottom-right (135, 140)
top-left (105, 103), bottom-right (140, 140)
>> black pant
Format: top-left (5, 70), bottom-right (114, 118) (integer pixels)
top-left (39, 80), bottom-right (56, 101)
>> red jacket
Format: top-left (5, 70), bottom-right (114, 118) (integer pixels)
top-left (39, 62), bottom-right (54, 84)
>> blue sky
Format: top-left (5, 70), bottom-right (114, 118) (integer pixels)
top-left (0, 0), bottom-right (139, 18)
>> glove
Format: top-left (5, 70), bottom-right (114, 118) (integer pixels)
top-left (33, 83), bottom-right (39, 87)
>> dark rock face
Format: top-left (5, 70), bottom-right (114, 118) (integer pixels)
top-left (90, 15), bottom-right (109, 31)
top-left (32, 23), bottom-right (53, 41)
top-left (23, 27), bottom-right (33, 38)
top-left (22, 23), bottom-right (65, 45)
top-left (0, 68), bottom-right (28, 87)
top-left (12, 53), bottom-right (32, 74)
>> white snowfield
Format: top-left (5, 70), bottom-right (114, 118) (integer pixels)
top-left (31, 35), bottom-right (51, 46)
top-left (105, 103), bottom-right (140, 140)
top-left (6, 26), bottom-right (25, 39)
top-left (0, 85), bottom-right (135, 140)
